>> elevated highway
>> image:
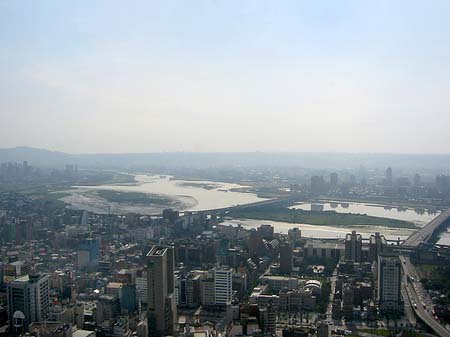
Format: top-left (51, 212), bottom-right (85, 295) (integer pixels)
top-left (403, 208), bottom-right (450, 247)
top-left (401, 257), bottom-right (450, 337)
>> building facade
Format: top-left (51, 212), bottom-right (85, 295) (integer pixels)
top-left (7, 274), bottom-right (50, 333)
top-left (214, 268), bottom-right (233, 306)
top-left (146, 246), bottom-right (177, 337)
top-left (378, 254), bottom-right (401, 313)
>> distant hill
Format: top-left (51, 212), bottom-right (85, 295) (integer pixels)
top-left (0, 147), bottom-right (71, 168)
top-left (1, 146), bottom-right (450, 171)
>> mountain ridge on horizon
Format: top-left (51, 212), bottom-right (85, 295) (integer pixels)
top-left (1, 146), bottom-right (450, 171)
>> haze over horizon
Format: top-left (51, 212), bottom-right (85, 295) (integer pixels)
top-left (2, 1), bottom-right (450, 154)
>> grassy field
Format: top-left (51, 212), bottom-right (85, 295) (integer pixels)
top-left (359, 329), bottom-right (391, 336)
top-left (178, 182), bottom-right (218, 190)
top-left (229, 205), bottom-right (417, 229)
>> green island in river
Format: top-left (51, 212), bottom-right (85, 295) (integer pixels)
top-left (95, 190), bottom-right (175, 206)
top-left (228, 205), bottom-right (418, 229)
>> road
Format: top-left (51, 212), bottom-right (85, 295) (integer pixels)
top-left (401, 256), bottom-right (450, 337)
top-left (403, 208), bottom-right (450, 247)
top-left (326, 268), bottom-right (337, 321)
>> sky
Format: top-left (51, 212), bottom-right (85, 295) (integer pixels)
top-left (1, 1), bottom-right (450, 154)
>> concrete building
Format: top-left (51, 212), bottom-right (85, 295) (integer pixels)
top-left (214, 268), bottom-right (233, 306)
top-left (146, 246), bottom-right (177, 337)
top-left (345, 231), bottom-right (362, 262)
top-left (257, 225), bottom-right (274, 240)
top-left (279, 243), bottom-right (293, 275)
top-left (258, 305), bottom-right (276, 334)
top-left (378, 253), bottom-right (401, 313)
top-left (136, 269), bottom-right (148, 305)
top-left (287, 228), bottom-right (302, 241)
top-left (260, 276), bottom-right (299, 293)
top-left (200, 278), bottom-right (215, 307)
top-left (369, 232), bottom-right (387, 262)
top-left (304, 241), bottom-right (344, 259)
top-left (330, 172), bottom-right (338, 187)
top-left (7, 274), bottom-right (50, 333)
top-left (386, 167), bottom-right (393, 186)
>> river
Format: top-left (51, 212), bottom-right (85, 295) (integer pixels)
top-left (220, 218), bottom-right (415, 241)
top-left (62, 174), bottom-right (267, 214)
top-left (220, 201), bottom-right (441, 241)
top-left (290, 202), bottom-right (439, 226)
top-left (61, 174), bottom-right (447, 242)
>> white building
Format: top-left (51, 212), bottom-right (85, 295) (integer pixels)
top-left (214, 268), bottom-right (232, 306)
top-left (378, 254), bottom-right (401, 313)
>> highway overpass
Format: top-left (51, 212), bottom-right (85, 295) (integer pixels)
top-left (403, 208), bottom-right (450, 247)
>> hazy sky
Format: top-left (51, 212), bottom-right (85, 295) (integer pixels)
top-left (1, 1), bottom-right (450, 154)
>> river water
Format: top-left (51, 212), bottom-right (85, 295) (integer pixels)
top-left (62, 174), bottom-right (266, 214)
top-left (221, 218), bottom-right (415, 241)
top-left (61, 174), bottom-right (448, 243)
top-left (221, 202), bottom-right (441, 241)
top-left (291, 202), bottom-right (439, 226)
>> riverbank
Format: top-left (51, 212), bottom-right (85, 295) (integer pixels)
top-left (229, 205), bottom-right (418, 229)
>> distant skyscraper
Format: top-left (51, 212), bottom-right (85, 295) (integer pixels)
top-left (257, 224), bottom-right (274, 240)
top-left (214, 268), bottom-right (232, 306)
top-left (386, 167), bottom-right (393, 186)
top-left (146, 246), bottom-right (177, 337)
top-left (310, 175), bottom-right (325, 195)
top-left (7, 275), bottom-right (50, 333)
top-left (378, 253), bottom-right (401, 313)
top-left (330, 172), bottom-right (338, 187)
top-left (247, 230), bottom-right (265, 257)
top-left (77, 237), bottom-right (100, 269)
top-left (413, 173), bottom-right (421, 186)
top-left (279, 243), bottom-right (293, 275)
top-left (345, 231), bottom-right (362, 262)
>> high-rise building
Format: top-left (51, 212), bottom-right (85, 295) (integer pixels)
top-left (77, 237), bottom-right (100, 269)
top-left (214, 268), bottom-right (232, 306)
top-left (7, 274), bottom-right (50, 333)
top-left (258, 305), bottom-right (276, 334)
top-left (413, 173), bottom-right (421, 186)
top-left (311, 175), bottom-right (325, 195)
top-left (369, 232), bottom-right (387, 262)
top-left (119, 284), bottom-right (137, 314)
top-left (386, 167), bottom-right (393, 186)
top-left (247, 230), bottom-right (266, 257)
top-left (146, 246), bottom-right (177, 337)
top-left (287, 228), bottom-right (302, 241)
top-left (345, 231), bottom-right (362, 262)
top-left (279, 243), bottom-right (293, 275)
top-left (136, 269), bottom-right (148, 305)
top-left (330, 172), bottom-right (338, 187)
top-left (200, 277), bottom-right (215, 307)
top-left (378, 253), bottom-right (401, 313)
top-left (342, 283), bottom-right (354, 319)
top-left (257, 224), bottom-right (274, 240)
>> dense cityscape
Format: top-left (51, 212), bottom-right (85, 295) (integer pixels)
top-left (0, 152), bottom-right (449, 337)
top-left (2, 1), bottom-right (450, 337)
